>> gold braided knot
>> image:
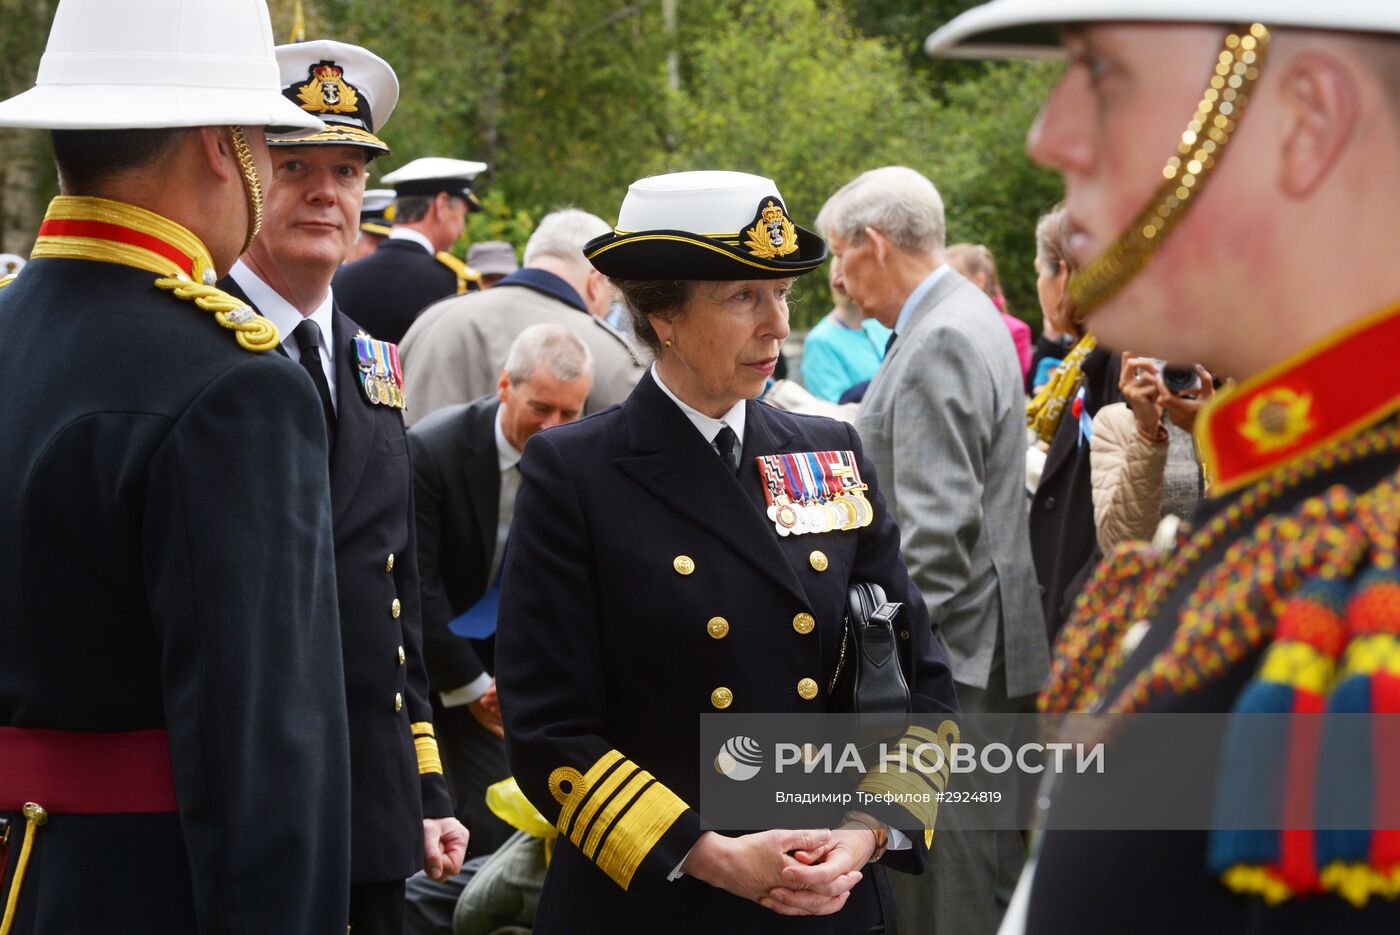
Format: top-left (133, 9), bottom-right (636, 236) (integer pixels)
top-left (154, 277), bottom-right (280, 353)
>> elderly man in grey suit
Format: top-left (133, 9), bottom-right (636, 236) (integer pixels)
top-left (818, 166), bottom-right (1049, 935)
top-left (398, 210), bottom-right (643, 425)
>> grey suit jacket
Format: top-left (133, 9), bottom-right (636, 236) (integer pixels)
top-left (398, 276), bottom-right (644, 426)
top-left (857, 269), bottom-right (1049, 698)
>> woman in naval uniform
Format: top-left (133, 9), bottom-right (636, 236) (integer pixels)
top-left (496, 170), bottom-right (959, 933)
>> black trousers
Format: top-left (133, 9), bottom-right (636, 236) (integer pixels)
top-left (349, 879), bottom-right (406, 935)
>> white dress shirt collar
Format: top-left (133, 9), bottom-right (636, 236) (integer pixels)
top-left (388, 227), bottom-right (435, 255)
top-left (650, 364), bottom-right (747, 447)
top-left (494, 403), bottom-right (523, 473)
top-left (893, 262), bottom-right (952, 338)
top-left (229, 260), bottom-right (338, 410)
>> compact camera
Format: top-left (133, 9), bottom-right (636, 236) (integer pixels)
top-left (1161, 364), bottom-right (1203, 395)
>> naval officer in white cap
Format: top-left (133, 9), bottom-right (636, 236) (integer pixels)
top-left (334, 156), bottom-right (489, 342)
top-left (220, 38), bottom-right (469, 934)
top-left (495, 170), bottom-right (959, 932)
top-left (0, 1), bottom-right (353, 933)
top-left (928, 3), bottom-right (1400, 933)
top-left (347, 187), bottom-right (398, 263)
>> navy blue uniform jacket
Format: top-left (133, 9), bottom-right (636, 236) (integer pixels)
top-left (220, 278), bottom-right (454, 883)
top-left (496, 372), bottom-right (959, 933)
top-left (332, 238), bottom-right (457, 344)
top-left (0, 258), bottom-right (351, 933)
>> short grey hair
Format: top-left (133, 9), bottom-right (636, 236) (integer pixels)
top-left (503, 323), bottom-right (594, 385)
top-left (522, 209), bottom-right (611, 267)
top-left (815, 166), bottom-right (946, 255)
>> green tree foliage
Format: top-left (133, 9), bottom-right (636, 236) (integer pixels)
top-left (3, 0), bottom-right (1063, 331)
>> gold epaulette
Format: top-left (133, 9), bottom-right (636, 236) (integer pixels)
top-left (435, 251), bottom-right (482, 295)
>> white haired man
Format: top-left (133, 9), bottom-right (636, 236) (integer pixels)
top-left (817, 165), bottom-right (1049, 935)
top-left (399, 209), bottom-right (642, 424)
top-left (929, 2), bottom-right (1400, 933)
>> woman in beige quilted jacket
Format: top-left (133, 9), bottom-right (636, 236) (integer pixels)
top-left (1090, 354), bottom-right (1213, 550)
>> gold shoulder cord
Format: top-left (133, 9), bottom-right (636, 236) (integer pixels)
top-left (435, 251), bottom-right (482, 294)
top-left (1069, 24), bottom-right (1271, 319)
top-left (31, 193), bottom-right (279, 353)
top-left (162, 129), bottom-right (275, 352)
top-left (1027, 333), bottom-right (1098, 444)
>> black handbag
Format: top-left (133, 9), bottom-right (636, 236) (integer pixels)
top-left (831, 582), bottom-right (911, 748)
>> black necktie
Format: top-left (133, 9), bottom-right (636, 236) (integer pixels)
top-left (292, 319), bottom-right (336, 445)
top-left (714, 425), bottom-right (740, 474)
top-left (884, 331), bottom-right (899, 356)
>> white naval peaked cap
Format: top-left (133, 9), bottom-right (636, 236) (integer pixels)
top-left (381, 158), bottom-right (488, 195)
top-left (586, 170), bottom-right (827, 280)
top-left (361, 189), bottom-right (397, 215)
top-left (926, 0), bottom-right (1400, 59)
top-left (271, 39), bottom-right (398, 152)
top-left (616, 170), bottom-right (785, 235)
top-left (0, 0), bottom-right (323, 130)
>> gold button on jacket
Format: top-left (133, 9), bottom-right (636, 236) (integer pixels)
top-left (673, 555), bottom-right (695, 576)
top-left (797, 678), bottom-right (819, 700)
top-left (391, 598), bottom-right (401, 619)
top-left (710, 687), bottom-right (733, 709)
top-left (808, 551), bottom-right (828, 572)
top-left (398, 645), bottom-right (406, 665)
top-left (792, 612), bottom-right (815, 635)
top-left (385, 553), bottom-right (395, 572)
top-left (707, 616), bottom-right (730, 639)
top-left (394, 692), bottom-right (403, 712)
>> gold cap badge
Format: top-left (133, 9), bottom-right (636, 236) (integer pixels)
top-left (296, 62), bottom-right (361, 116)
top-left (743, 199), bottom-right (798, 260)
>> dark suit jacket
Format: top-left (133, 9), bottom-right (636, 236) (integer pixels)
top-left (1029, 346), bottom-right (1122, 641)
top-left (221, 278), bottom-right (453, 883)
top-left (333, 238), bottom-right (458, 344)
top-left (406, 395), bottom-right (501, 691)
top-left (496, 372), bottom-right (959, 933)
top-left (0, 258), bottom-right (350, 933)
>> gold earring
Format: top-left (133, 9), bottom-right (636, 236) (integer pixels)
top-left (664, 339), bottom-right (674, 349)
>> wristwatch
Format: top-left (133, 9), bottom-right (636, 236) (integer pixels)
top-left (843, 810), bottom-right (889, 864)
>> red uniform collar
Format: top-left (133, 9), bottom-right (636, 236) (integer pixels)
top-left (1197, 301), bottom-right (1400, 496)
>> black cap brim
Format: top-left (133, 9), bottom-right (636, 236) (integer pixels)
top-left (585, 226), bottom-right (827, 280)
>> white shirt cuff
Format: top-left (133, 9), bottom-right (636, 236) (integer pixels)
top-left (439, 673), bottom-right (493, 708)
top-left (887, 827), bottom-right (912, 851)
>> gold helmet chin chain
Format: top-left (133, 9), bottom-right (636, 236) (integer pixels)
top-left (1068, 24), bottom-right (1272, 320)
top-left (230, 126), bottom-right (264, 253)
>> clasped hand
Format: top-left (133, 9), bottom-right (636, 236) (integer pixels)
top-left (680, 825), bottom-right (876, 917)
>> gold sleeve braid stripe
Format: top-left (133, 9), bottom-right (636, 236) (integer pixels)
top-left (857, 723), bottom-right (959, 848)
top-left (550, 749), bottom-right (690, 891)
top-left (411, 722), bottom-right (443, 775)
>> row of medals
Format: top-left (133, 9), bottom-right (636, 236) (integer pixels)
top-left (767, 490), bottom-right (874, 537)
top-left (359, 361), bottom-right (404, 408)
